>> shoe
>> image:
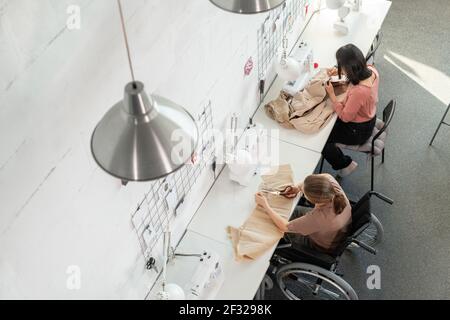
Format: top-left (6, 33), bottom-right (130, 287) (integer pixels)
top-left (338, 161), bottom-right (358, 177)
top-left (346, 242), bottom-right (360, 249)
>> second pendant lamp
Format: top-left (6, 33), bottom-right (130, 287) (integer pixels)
top-left (91, 0), bottom-right (198, 182)
top-left (210, 0), bottom-right (286, 14)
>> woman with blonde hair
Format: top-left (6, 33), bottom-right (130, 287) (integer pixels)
top-left (255, 173), bottom-right (352, 253)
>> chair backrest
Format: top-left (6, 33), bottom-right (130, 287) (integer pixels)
top-left (366, 31), bottom-right (383, 63)
top-left (373, 99), bottom-right (396, 143)
top-left (349, 192), bottom-right (372, 236)
top-left (333, 192), bottom-right (372, 256)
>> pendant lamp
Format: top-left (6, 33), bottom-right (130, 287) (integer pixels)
top-left (91, 0), bottom-right (198, 182)
top-left (210, 0), bottom-right (286, 14)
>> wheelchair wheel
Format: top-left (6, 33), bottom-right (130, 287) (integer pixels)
top-left (356, 213), bottom-right (384, 247)
top-left (276, 263), bottom-right (358, 300)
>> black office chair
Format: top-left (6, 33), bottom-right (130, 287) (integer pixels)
top-left (319, 99), bottom-right (396, 191)
top-left (366, 31), bottom-right (383, 65)
top-left (262, 191), bottom-right (393, 300)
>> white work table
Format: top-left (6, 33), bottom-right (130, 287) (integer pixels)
top-left (149, 230), bottom-right (272, 300)
top-left (149, 139), bottom-right (321, 300)
top-left (254, 0), bottom-right (392, 153)
top-left (149, 0), bottom-right (391, 300)
top-left (149, 137), bottom-right (321, 300)
top-left (188, 139), bottom-right (321, 245)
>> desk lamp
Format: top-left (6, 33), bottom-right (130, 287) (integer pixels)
top-left (326, 0), bottom-right (362, 35)
top-left (156, 231), bottom-right (185, 300)
top-left (274, 36), bottom-right (302, 82)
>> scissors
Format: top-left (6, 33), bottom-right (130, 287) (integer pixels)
top-left (260, 189), bottom-right (281, 196)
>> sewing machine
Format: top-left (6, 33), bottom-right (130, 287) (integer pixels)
top-left (151, 249), bottom-right (224, 300)
top-left (282, 42), bottom-right (319, 96)
top-left (227, 117), bottom-right (267, 186)
top-left (185, 251), bottom-right (223, 300)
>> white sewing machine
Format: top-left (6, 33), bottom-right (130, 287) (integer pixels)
top-left (282, 42), bottom-right (319, 96)
top-left (150, 250), bottom-right (224, 300)
top-left (185, 251), bottom-right (223, 300)
top-left (227, 122), bottom-right (266, 186)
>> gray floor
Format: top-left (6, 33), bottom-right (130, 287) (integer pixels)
top-left (267, 0), bottom-right (450, 300)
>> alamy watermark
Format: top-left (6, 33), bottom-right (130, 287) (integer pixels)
top-left (366, 265), bottom-right (381, 290)
top-left (170, 128), bottom-right (282, 168)
top-left (66, 5), bottom-right (81, 30)
top-left (66, 265), bottom-right (81, 290)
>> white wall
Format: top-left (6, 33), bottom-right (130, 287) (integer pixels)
top-left (0, 0), bottom-right (313, 299)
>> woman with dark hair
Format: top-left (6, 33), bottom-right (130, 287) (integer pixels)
top-left (323, 43), bottom-right (380, 177)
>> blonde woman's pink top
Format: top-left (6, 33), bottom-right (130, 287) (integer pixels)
top-left (287, 174), bottom-right (352, 251)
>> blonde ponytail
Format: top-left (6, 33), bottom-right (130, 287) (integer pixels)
top-left (333, 192), bottom-right (347, 215)
top-left (303, 174), bottom-right (348, 215)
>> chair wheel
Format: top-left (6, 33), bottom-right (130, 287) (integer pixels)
top-left (276, 263), bottom-right (358, 300)
top-left (355, 214), bottom-right (384, 247)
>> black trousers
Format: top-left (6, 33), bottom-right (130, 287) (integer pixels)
top-left (322, 117), bottom-right (376, 170)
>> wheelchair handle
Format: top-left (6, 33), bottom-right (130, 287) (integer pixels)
top-left (276, 244), bottom-right (292, 250)
top-left (351, 239), bottom-right (377, 255)
top-left (370, 191), bottom-right (394, 205)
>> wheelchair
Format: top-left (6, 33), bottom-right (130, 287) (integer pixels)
top-left (257, 191), bottom-right (393, 300)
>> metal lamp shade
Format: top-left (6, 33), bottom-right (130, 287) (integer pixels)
top-left (210, 0), bottom-right (286, 14)
top-left (91, 82), bottom-right (199, 182)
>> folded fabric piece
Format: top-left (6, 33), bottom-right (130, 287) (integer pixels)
top-left (227, 165), bottom-right (295, 261)
top-left (265, 70), bottom-right (348, 134)
top-left (264, 91), bottom-right (292, 128)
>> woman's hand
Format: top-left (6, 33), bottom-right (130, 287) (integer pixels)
top-left (255, 192), bottom-right (270, 210)
top-left (280, 186), bottom-right (300, 199)
top-left (325, 81), bottom-right (338, 103)
top-left (255, 192), bottom-right (290, 232)
top-left (327, 67), bottom-right (338, 77)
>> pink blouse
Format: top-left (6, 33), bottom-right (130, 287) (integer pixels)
top-left (333, 66), bottom-right (379, 123)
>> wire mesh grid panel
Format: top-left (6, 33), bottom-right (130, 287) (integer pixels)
top-left (257, 0), bottom-right (309, 84)
top-left (130, 101), bottom-right (215, 262)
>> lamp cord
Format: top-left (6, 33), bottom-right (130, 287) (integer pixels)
top-left (117, 0), bottom-right (137, 88)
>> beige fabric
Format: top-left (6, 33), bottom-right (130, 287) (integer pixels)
top-left (264, 91), bottom-right (293, 128)
top-left (264, 70), bottom-right (348, 134)
top-left (290, 99), bottom-right (335, 134)
top-left (290, 71), bottom-right (329, 113)
top-left (227, 165), bottom-right (295, 261)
